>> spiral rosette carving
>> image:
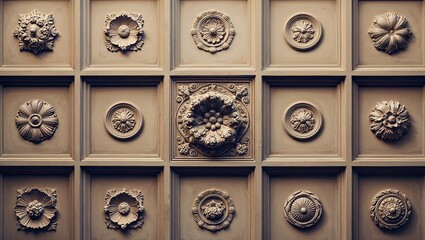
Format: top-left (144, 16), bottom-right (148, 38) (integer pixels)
top-left (105, 102), bottom-right (143, 140)
top-left (369, 100), bottom-right (409, 141)
top-left (283, 102), bottom-right (322, 140)
top-left (368, 12), bottom-right (411, 54)
top-left (285, 14), bottom-right (322, 50)
top-left (370, 189), bottom-right (411, 230)
top-left (104, 188), bottom-right (144, 230)
top-left (104, 13), bottom-right (144, 52)
top-left (191, 9), bottom-right (235, 53)
top-left (284, 190), bottom-right (322, 228)
top-left (15, 188), bottom-right (58, 231)
top-left (176, 83), bottom-right (250, 157)
top-left (13, 10), bottom-right (59, 55)
top-left (15, 99), bottom-right (59, 143)
top-left (192, 188), bottom-right (235, 232)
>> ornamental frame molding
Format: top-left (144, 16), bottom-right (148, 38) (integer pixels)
top-left (285, 13), bottom-right (322, 51)
top-left (192, 188), bottom-right (236, 232)
top-left (104, 13), bottom-right (144, 52)
top-left (175, 82), bottom-right (250, 158)
top-left (105, 102), bottom-right (143, 140)
top-left (283, 102), bottom-right (322, 141)
top-left (283, 190), bottom-right (323, 228)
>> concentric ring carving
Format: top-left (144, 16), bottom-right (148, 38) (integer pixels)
top-left (15, 99), bottom-right (59, 143)
top-left (191, 9), bottom-right (235, 53)
top-left (283, 102), bottom-right (322, 140)
top-left (370, 189), bottom-right (411, 230)
top-left (285, 13), bottom-right (322, 51)
top-left (105, 102), bottom-right (143, 140)
top-left (192, 188), bottom-right (235, 232)
top-left (369, 100), bottom-right (409, 141)
top-left (284, 190), bottom-right (322, 228)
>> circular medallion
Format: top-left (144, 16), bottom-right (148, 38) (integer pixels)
top-left (192, 188), bottom-right (235, 232)
top-left (370, 189), bottom-right (411, 230)
top-left (284, 190), bottom-right (322, 228)
top-left (283, 102), bottom-right (322, 140)
top-left (105, 102), bottom-right (143, 140)
top-left (285, 13), bottom-right (322, 50)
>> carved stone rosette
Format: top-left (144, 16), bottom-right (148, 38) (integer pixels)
top-left (370, 189), bottom-right (411, 230)
top-left (104, 13), bottom-right (144, 52)
top-left (13, 10), bottom-right (59, 55)
top-left (104, 188), bottom-right (144, 230)
top-left (191, 9), bottom-right (235, 53)
top-left (369, 100), bottom-right (409, 141)
top-left (192, 188), bottom-right (235, 232)
top-left (176, 83), bottom-right (250, 157)
top-left (283, 102), bottom-right (322, 140)
top-left (15, 99), bottom-right (59, 143)
top-left (368, 12), bottom-right (411, 54)
top-left (284, 190), bottom-right (322, 228)
top-left (285, 13), bottom-right (322, 51)
top-left (15, 188), bottom-right (58, 231)
top-left (105, 102), bottom-right (143, 140)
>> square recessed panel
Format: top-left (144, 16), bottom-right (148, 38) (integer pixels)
top-left (355, 83), bottom-right (424, 159)
top-left (357, 0), bottom-right (423, 67)
top-left (2, 170), bottom-right (73, 239)
top-left (176, 0), bottom-right (251, 68)
top-left (268, 0), bottom-right (340, 68)
top-left (85, 79), bottom-right (161, 159)
top-left (266, 79), bottom-right (342, 159)
top-left (355, 169), bottom-right (423, 240)
top-left (2, 84), bottom-right (72, 158)
top-left (88, 0), bottom-right (161, 68)
top-left (2, 0), bottom-right (72, 68)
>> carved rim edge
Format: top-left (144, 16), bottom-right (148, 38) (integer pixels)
top-left (370, 189), bottom-right (412, 230)
top-left (283, 101), bottom-right (322, 140)
top-left (283, 190), bottom-right (322, 228)
top-left (284, 13), bottom-right (322, 51)
top-left (104, 102), bottom-right (143, 140)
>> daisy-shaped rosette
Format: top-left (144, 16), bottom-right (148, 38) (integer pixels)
top-left (13, 10), bottom-right (59, 55)
top-left (200, 18), bottom-right (226, 44)
top-left (369, 100), bottom-right (409, 141)
top-left (15, 188), bottom-right (58, 231)
top-left (290, 108), bottom-right (315, 134)
top-left (292, 20), bottom-right (315, 43)
top-left (112, 108), bottom-right (136, 133)
top-left (104, 188), bottom-right (144, 230)
top-left (184, 92), bottom-right (241, 149)
top-left (368, 12), bottom-right (412, 54)
top-left (104, 13), bottom-right (144, 52)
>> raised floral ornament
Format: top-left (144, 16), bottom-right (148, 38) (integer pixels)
top-left (104, 13), bottom-right (144, 52)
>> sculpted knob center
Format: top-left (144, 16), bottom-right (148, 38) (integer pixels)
top-left (388, 115), bottom-right (396, 123)
top-left (118, 25), bottom-right (130, 38)
top-left (26, 200), bottom-right (44, 219)
top-left (30, 25), bottom-right (38, 36)
top-left (209, 28), bottom-right (217, 36)
top-left (390, 207), bottom-right (396, 214)
top-left (118, 202), bottom-right (130, 215)
top-left (29, 114), bottom-right (43, 128)
top-left (300, 207), bottom-right (307, 214)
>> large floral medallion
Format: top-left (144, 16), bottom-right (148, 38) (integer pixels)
top-left (369, 100), bottom-right (409, 141)
top-left (368, 12), bottom-right (412, 54)
top-left (191, 10), bottom-right (235, 53)
top-left (285, 14), bottom-right (322, 51)
top-left (192, 188), bottom-right (235, 232)
top-left (284, 190), bottom-right (322, 228)
top-left (104, 13), bottom-right (144, 52)
top-left (104, 188), bottom-right (144, 230)
top-left (370, 189), bottom-right (411, 230)
top-left (15, 99), bottom-right (59, 144)
top-left (176, 83), bottom-right (250, 157)
top-left (15, 188), bottom-right (58, 231)
top-left (13, 10), bottom-right (59, 55)
top-left (105, 102), bottom-right (143, 140)
top-left (283, 102), bottom-right (322, 140)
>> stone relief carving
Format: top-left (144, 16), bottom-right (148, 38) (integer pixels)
top-left (191, 9), bottom-right (235, 53)
top-left (284, 190), bottom-right (322, 228)
top-left (285, 14), bottom-right (322, 51)
top-left (104, 13), bottom-right (144, 52)
top-left (15, 188), bottom-right (58, 231)
top-left (283, 102), bottom-right (322, 140)
top-left (192, 188), bottom-right (235, 232)
top-left (176, 83), bottom-right (250, 157)
top-left (105, 102), bottom-right (143, 140)
top-left (368, 12), bottom-right (412, 54)
top-left (104, 188), bottom-right (144, 230)
top-left (369, 100), bottom-right (409, 141)
top-left (15, 99), bottom-right (59, 143)
top-left (13, 10), bottom-right (59, 55)
top-left (370, 189), bottom-right (411, 230)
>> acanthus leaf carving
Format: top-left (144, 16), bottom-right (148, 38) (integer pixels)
top-left (369, 100), bottom-right (409, 141)
top-left (104, 13), bottom-right (144, 52)
top-left (283, 190), bottom-right (322, 228)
